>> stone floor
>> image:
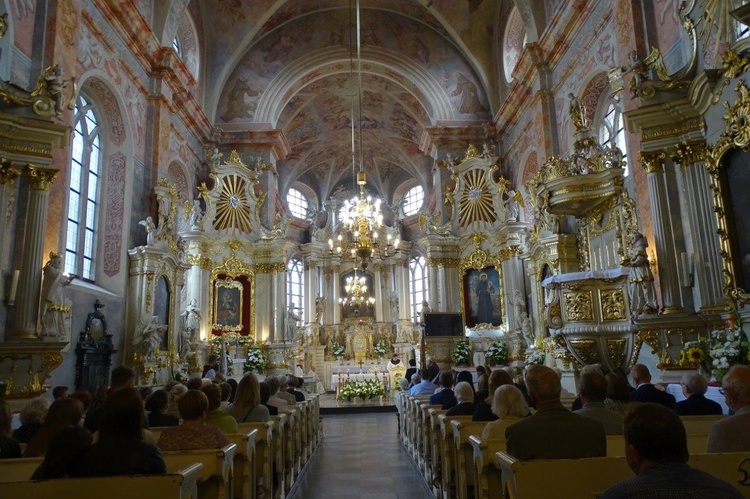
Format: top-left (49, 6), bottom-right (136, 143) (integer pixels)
top-left (287, 413), bottom-right (433, 499)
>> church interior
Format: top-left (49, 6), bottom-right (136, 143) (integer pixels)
top-left (2, 0), bottom-right (750, 402)
top-left (1, 0), bottom-right (750, 494)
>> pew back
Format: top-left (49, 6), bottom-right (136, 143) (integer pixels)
top-left (0, 463), bottom-right (203, 499)
top-left (163, 443), bottom-right (236, 499)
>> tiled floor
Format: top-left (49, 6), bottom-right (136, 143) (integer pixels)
top-left (288, 413), bottom-right (433, 499)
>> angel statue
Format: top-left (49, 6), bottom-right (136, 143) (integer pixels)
top-left (31, 64), bottom-right (75, 115)
top-left (134, 316), bottom-right (167, 360)
top-left (139, 216), bottom-right (156, 246)
top-left (188, 199), bottom-right (203, 229)
top-left (568, 93), bottom-right (588, 131)
top-left (504, 190), bottom-right (525, 221)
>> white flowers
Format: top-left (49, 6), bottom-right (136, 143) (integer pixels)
top-left (244, 346), bottom-right (268, 372)
top-left (451, 340), bottom-right (472, 365)
top-left (485, 341), bottom-right (508, 365)
top-left (524, 349), bottom-right (546, 366)
top-left (331, 342), bottom-right (345, 357)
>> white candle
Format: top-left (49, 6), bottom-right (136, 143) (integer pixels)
top-left (8, 269), bottom-right (19, 304)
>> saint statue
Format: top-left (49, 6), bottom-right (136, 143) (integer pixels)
top-left (180, 299), bottom-right (201, 358)
top-left (188, 199), bottom-right (203, 229)
top-left (389, 291), bottom-right (399, 323)
top-left (139, 216), bottom-right (156, 246)
top-left (40, 252), bottom-right (75, 340)
top-left (134, 316), bottom-right (167, 360)
top-left (286, 303), bottom-right (301, 341)
top-left (623, 232), bottom-right (659, 318)
top-left (315, 295), bottom-right (325, 325)
top-left (568, 93), bottom-right (588, 131)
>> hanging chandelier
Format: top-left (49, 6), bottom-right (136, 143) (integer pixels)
top-left (338, 271), bottom-right (375, 308)
top-left (328, 0), bottom-right (399, 271)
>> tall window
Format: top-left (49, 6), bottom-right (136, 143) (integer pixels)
top-left (402, 185), bottom-right (424, 217)
top-left (287, 258), bottom-right (305, 323)
top-left (287, 187), bottom-right (308, 219)
top-left (66, 94), bottom-right (101, 280)
top-left (409, 255), bottom-right (428, 323)
top-left (598, 100), bottom-right (628, 176)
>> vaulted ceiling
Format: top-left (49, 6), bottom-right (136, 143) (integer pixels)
top-left (174, 0), bottom-right (545, 205)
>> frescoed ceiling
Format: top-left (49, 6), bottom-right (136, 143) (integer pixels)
top-left (182, 0), bottom-right (522, 205)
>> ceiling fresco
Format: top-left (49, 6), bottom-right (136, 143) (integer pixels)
top-left (195, 0), bottom-right (498, 205)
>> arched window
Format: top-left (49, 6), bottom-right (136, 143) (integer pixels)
top-left (502, 6), bottom-right (527, 83)
top-left (598, 99), bottom-right (628, 176)
top-left (409, 255), bottom-right (428, 323)
top-left (287, 187), bottom-right (308, 219)
top-left (402, 185), bottom-right (424, 217)
top-left (287, 258), bottom-right (305, 323)
top-left (65, 94), bottom-right (102, 280)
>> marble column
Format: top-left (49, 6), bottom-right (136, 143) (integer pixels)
top-left (330, 266), bottom-right (341, 324)
top-left (672, 143), bottom-right (725, 311)
top-left (436, 263), bottom-right (447, 313)
top-left (14, 167), bottom-right (58, 339)
top-left (0, 162), bottom-right (21, 314)
top-left (273, 265), bottom-right (286, 341)
top-left (502, 256), bottom-right (525, 331)
top-left (394, 256), bottom-right (410, 321)
top-left (428, 264), bottom-right (439, 312)
top-left (373, 263), bottom-right (384, 322)
top-left (642, 152), bottom-right (682, 313)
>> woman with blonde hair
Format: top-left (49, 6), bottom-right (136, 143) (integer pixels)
top-left (481, 385), bottom-right (529, 439)
top-left (226, 372), bottom-right (270, 423)
top-left (473, 369), bottom-right (514, 421)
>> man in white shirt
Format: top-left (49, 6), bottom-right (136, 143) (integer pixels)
top-left (708, 364), bottom-right (750, 452)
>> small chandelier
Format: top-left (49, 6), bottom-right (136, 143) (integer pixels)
top-left (339, 271), bottom-right (375, 308)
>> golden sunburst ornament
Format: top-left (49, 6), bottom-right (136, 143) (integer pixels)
top-left (459, 169), bottom-right (496, 227)
top-left (214, 174), bottom-right (253, 233)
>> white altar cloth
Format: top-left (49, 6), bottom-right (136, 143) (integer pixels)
top-left (331, 372), bottom-right (388, 390)
top-left (542, 268), bottom-right (629, 288)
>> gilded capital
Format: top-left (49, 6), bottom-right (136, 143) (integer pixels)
top-left (670, 141), bottom-right (707, 167)
top-left (25, 165), bottom-right (58, 190)
top-left (0, 160), bottom-right (21, 185)
top-left (640, 151), bottom-right (666, 174)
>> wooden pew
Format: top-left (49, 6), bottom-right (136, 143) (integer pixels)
top-left (451, 419), bottom-right (488, 499)
top-left (269, 413), bottom-right (288, 499)
top-left (427, 408), bottom-right (448, 498)
top-left (227, 430), bottom-right (257, 499)
top-left (680, 415), bottom-right (724, 434)
top-left (409, 396), bottom-right (431, 459)
top-left (0, 463), bottom-right (203, 499)
top-left (237, 422), bottom-right (274, 499)
top-left (163, 443), bottom-right (236, 499)
top-left (606, 433), bottom-right (710, 456)
top-left (496, 451), bottom-right (632, 499)
top-left (438, 414), bottom-right (472, 499)
top-left (468, 435), bottom-right (506, 499)
top-left (689, 452), bottom-right (750, 497)
top-left (418, 403), bottom-right (442, 482)
top-left (0, 456), bottom-right (43, 482)
top-left (282, 407), bottom-right (299, 491)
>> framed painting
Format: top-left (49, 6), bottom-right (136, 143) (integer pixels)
top-left (213, 278), bottom-right (243, 332)
top-left (463, 266), bottom-right (503, 328)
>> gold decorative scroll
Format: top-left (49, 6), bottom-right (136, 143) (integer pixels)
top-left (568, 339), bottom-right (599, 365)
top-left (599, 289), bottom-right (626, 321)
top-left (606, 338), bottom-right (627, 368)
top-left (563, 291), bottom-right (594, 322)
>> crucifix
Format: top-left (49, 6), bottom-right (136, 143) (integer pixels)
top-left (358, 358), bottom-right (364, 373)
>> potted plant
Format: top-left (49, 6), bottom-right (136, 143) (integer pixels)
top-left (331, 341), bottom-right (345, 360)
top-left (451, 339), bottom-right (472, 366)
top-left (485, 340), bottom-right (509, 366)
top-left (244, 344), bottom-right (268, 373)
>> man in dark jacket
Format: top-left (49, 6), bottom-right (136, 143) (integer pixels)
top-left (430, 371), bottom-right (457, 409)
top-left (673, 373), bottom-right (722, 416)
top-left (629, 364), bottom-right (676, 409)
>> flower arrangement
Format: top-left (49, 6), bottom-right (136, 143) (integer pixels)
top-left (244, 344), bottom-right (268, 373)
top-left (485, 341), bottom-right (509, 366)
top-left (331, 341), bottom-right (345, 358)
top-left (524, 348), bottom-right (546, 366)
top-left (679, 317), bottom-right (750, 383)
top-left (339, 378), bottom-right (386, 401)
top-left (451, 339), bottom-right (472, 366)
top-left (373, 340), bottom-right (388, 358)
top-left (173, 367), bottom-right (189, 382)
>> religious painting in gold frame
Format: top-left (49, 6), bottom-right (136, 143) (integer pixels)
top-left (706, 80), bottom-right (750, 306)
top-left (213, 278), bottom-right (243, 332)
top-left (459, 247), bottom-right (505, 330)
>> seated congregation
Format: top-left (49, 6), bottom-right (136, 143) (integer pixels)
top-left (0, 365), bottom-right (321, 499)
top-left (398, 360), bottom-right (750, 498)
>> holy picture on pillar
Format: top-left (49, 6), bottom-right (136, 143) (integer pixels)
top-left (213, 279), bottom-right (243, 331)
top-left (464, 266), bottom-right (502, 328)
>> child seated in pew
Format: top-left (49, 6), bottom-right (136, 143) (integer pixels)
top-left (31, 426), bottom-right (92, 479)
top-left (481, 385), bottom-right (529, 440)
top-left (158, 390), bottom-right (230, 451)
top-left (77, 387), bottom-right (166, 476)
